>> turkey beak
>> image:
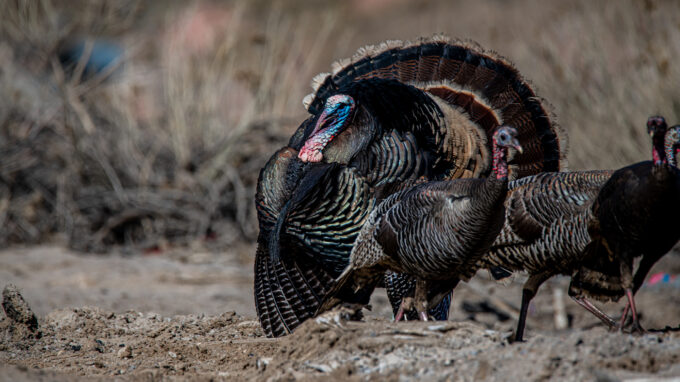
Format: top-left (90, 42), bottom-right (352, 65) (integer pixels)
top-left (511, 139), bottom-right (523, 155)
top-left (648, 128), bottom-right (655, 138)
top-left (312, 112), bottom-right (332, 136)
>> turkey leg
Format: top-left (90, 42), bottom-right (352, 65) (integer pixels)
top-left (394, 297), bottom-right (415, 322)
top-left (571, 296), bottom-right (617, 328)
top-left (620, 254), bottom-right (659, 329)
top-left (513, 271), bottom-right (551, 342)
top-left (618, 260), bottom-right (645, 333)
top-left (414, 279), bottom-right (429, 321)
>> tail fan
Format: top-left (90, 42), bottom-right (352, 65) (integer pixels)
top-left (254, 243), bottom-right (335, 337)
top-left (303, 35), bottom-right (567, 177)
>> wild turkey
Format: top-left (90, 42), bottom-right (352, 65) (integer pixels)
top-left (570, 116), bottom-right (680, 332)
top-left (318, 126), bottom-right (522, 319)
top-left (254, 36), bottom-right (567, 337)
top-left (480, 170), bottom-right (612, 341)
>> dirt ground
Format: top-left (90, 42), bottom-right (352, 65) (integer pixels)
top-left (1, 245), bottom-right (680, 381)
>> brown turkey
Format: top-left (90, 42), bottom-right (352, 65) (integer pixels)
top-left (480, 170), bottom-right (612, 341)
top-left (254, 36), bottom-right (567, 337)
top-left (570, 117), bottom-right (680, 332)
top-left (317, 126), bottom-right (522, 320)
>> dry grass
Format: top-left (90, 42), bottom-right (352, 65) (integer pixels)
top-left (0, 0), bottom-right (340, 250)
top-left (0, 0), bottom-right (678, 250)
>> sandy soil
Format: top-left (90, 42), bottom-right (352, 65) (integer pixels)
top-left (1, 245), bottom-right (680, 381)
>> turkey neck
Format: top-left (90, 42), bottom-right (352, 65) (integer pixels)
top-left (664, 139), bottom-right (679, 167)
top-left (653, 131), bottom-right (666, 165)
top-left (475, 138), bottom-right (509, 208)
top-left (491, 139), bottom-right (509, 181)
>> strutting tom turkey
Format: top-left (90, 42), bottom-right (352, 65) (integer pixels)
top-left (254, 35), bottom-right (567, 337)
top-left (317, 126), bottom-right (522, 320)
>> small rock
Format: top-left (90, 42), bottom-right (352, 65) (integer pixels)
top-left (2, 284), bottom-right (41, 337)
top-left (256, 357), bottom-right (271, 370)
top-left (118, 346), bottom-right (133, 359)
top-left (305, 362), bottom-right (332, 373)
top-left (94, 339), bottom-right (106, 353)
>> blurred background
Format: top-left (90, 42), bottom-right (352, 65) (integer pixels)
top-left (1, 0), bottom-right (679, 253)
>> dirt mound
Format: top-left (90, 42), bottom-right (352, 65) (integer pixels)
top-left (2, 299), bottom-right (680, 381)
top-left (269, 316), bottom-right (680, 381)
top-left (1, 305), bottom-right (273, 380)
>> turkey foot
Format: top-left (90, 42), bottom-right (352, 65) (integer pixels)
top-left (618, 289), bottom-right (646, 334)
top-left (571, 296), bottom-right (617, 328)
top-left (618, 262), bottom-right (645, 334)
top-left (393, 279), bottom-right (431, 322)
top-left (394, 297), bottom-right (415, 322)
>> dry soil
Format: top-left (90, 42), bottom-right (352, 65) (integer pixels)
top-left (1, 246), bottom-right (679, 381)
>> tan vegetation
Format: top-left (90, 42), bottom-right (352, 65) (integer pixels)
top-left (0, 0), bottom-right (678, 250)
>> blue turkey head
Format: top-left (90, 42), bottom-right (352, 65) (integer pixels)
top-left (493, 125), bottom-right (523, 154)
top-left (299, 94), bottom-right (356, 163)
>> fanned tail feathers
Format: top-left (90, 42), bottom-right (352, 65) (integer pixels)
top-left (254, 243), bottom-right (335, 337)
top-left (304, 35), bottom-right (567, 177)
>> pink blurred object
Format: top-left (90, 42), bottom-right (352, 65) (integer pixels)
top-left (351, 0), bottom-right (407, 14)
top-left (646, 272), bottom-right (677, 286)
top-left (165, 4), bottom-right (233, 56)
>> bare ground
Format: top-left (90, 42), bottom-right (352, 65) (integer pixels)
top-left (1, 246), bottom-right (680, 381)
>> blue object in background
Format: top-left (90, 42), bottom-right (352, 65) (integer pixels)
top-left (58, 39), bottom-right (124, 80)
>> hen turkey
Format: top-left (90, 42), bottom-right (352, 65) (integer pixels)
top-left (317, 126), bottom-right (522, 320)
top-left (480, 170), bottom-right (612, 341)
top-left (571, 117), bottom-right (680, 332)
